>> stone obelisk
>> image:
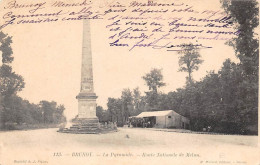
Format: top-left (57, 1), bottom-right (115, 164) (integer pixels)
top-left (59, 20), bottom-right (117, 134)
top-left (76, 19), bottom-right (98, 121)
top-left (59, 20), bottom-right (99, 134)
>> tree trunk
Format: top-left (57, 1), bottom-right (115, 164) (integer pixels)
top-left (188, 71), bottom-right (192, 85)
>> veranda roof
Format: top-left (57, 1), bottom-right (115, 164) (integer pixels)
top-left (136, 110), bottom-right (173, 118)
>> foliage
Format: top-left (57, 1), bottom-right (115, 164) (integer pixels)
top-left (121, 88), bottom-right (133, 123)
top-left (105, 87), bottom-right (147, 126)
top-left (222, 0), bottom-right (259, 76)
top-left (150, 58), bottom-right (257, 134)
top-left (142, 68), bottom-right (166, 109)
top-left (220, 0), bottom-right (259, 134)
top-left (39, 101), bottom-right (66, 124)
top-left (178, 43), bottom-right (203, 85)
top-left (142, 68), bottom-right (166, 93)
top-left (1, 95), bottom-right (66, 127)
top-left (0, 31), bottom-right (66, 129)
top-left (0, 31), bottom-right (13, 64)
top-left (104, 57), bottom-right (257, 134)
top-left (107, 97), bottom-right (124, 126)
top-left (0, 65), bottom-right (25, 98)
top-left (0, 31), bottom-right (25, 98)
top-left (96, 106), bottom-right (110, 122)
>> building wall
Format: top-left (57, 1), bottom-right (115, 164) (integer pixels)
top-left (166, 114), bottom-right (174, 127)
top-left (155, 116), bottom-right (166, 128)
top-left (154, 111), bottom-right (190, 129)
top-left (172, 113), bottom-right (182, 128)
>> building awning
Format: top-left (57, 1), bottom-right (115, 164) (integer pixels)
top-left (135, 110), bottom-right (173, 118)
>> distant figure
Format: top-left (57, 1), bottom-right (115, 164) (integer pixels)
top-left (148, 121), bottom-right (151, 128)
top-left (114, 122), bottom-right (117, 129)
top-left (207, 126), bottom-right (211, 132)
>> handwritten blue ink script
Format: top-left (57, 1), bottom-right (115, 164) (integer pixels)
top-left (0, 0), bottom-right (240, 51)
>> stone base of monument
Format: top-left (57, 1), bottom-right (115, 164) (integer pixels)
top-left (58, 118), bottom-right (117, 134)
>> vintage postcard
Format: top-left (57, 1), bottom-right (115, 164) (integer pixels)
top-left (0, 0), bottom-right (259, 164)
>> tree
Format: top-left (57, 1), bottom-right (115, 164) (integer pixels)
top-left (39, 101), bottom-right (57, 124)
top-left (96, 106), bottom-right (109, 122)
top-left (0, 65), bottom-right (25, 98)
top-left (0, 31), bottom-right (66, 129)
top-left (142, 68), bottom-right (166, 93)
top-left (221, 0), bottom-right (258, 133)
top-left (178, 43), bottom-right (203, 85)
top-left (54, 104), bottom-right (66, 124)
top-left (27, 102), bottom-right (43, 124)
top-left (0, 31), bottom-right (25, 127)
top-left (107, 98), bottom-right (123, 125)
top-left (0, 31), bottom-right (13, 64)
top-left (131, 87), bottom-right (145, 115)
top-left (133, 87), bottom-right (141, 110)
top-left (142, 68), bottom-right (166, 109)
top-left (222, 0), bottom-right (259, 76)
top-left (121, 88), bottom-right (133, 123)
top-left (0, 31), bottom-right (25, 98)
top-left (0, 93), bottom-right (3, 128)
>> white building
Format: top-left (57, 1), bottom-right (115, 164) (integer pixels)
top-left (135, 110), bottom-right (190, 129)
